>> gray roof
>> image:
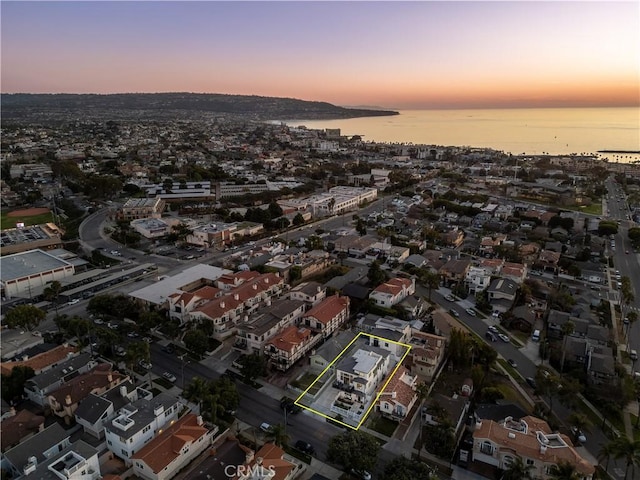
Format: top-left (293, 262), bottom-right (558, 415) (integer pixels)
top-left (240, 299), bottom-right (304, 336)
top-left (337, 346), bottom-right (390, 376)
top-left (474, 402), bottom-right (528, 422)
top-left (312, 331), bottom-right (358, 362)
top-left (487, 278), bottom-right (518, 295)
top-left (370, 327), bottom-right (404, 342)
top-left (75, 393), bottom-right (112, 425)
top-left (26, 352), bottom-right (95, 390)
top-left (4, 423), bottom-right (69, 469)
top-left (31, 440), bottom-right (98, 480)
top-left (104, 392), bottom-right (178, 439)
top-left (0, 249), bottom-right (73, 282)
top-left (324, 265), bottom-right (368, 290)
top-left (291, 281), bottom-right (324, 296)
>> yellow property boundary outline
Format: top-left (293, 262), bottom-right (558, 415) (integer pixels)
top-left (294, 331), bottom-right (412, 430)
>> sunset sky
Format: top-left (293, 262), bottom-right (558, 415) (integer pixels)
top-left (2, 1), bottom-right (639, 109)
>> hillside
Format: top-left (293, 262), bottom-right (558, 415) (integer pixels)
top-left (0, 92), bottom-right (399, 124)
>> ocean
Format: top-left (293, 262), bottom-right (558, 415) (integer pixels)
top-left (279, 107), bottom-right (640, 161)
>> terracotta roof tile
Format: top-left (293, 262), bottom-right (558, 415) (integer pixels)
top-left (377, 366), bottom-right (416, 409)
top-left (265, 326), bottom-right (312, 354)
top-left (304, 295), bottom-right (349, 325)
top-left (132, 414), bottom-right (209, 473)
top-left (0, 345), bottom-right (76, 376)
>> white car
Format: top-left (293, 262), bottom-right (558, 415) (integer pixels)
top-left (260, 422), bottom-right (272, 432)
top-left (498, 333), bottom-right (510, 343)
top-left (466, 308), bottom-right (477, 316)
top-left (67, 298), bottom-right (80, 305)
top-left (162, 372), bottom-right (177, 382)
top-left (110, 250), bottom-right (121, 256)
top-left (138, 360), bottom-right (152, 370)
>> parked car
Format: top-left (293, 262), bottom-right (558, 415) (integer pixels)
top-left (162, 345), bottom-right (175, 354)
top-left (507, 359), bottom-right (517, 368)
top-left (525, 377), bottom-right (537, 389)
top-left (350, 469), bottom-right (372, 480)
top-left (498, 333), bottom-right (510, 343)
top-left (67, 299), bottom-right (80, 305)
top-left (445, 294), bottom-right (455, 302)
top-left (94, 318), bottom-right (104, 325)
top-left (465, 308), bottom-right (477, 316)
top-left (162, 372), bottom-right (177, 382)
top-left (127, 332), bottom-right (139, 338)
top-left (449, 309), bottom-right (460, 318)
top-left (139, 360), bottom-right (152, 370)
top-left (488, 325), bottom-right (499, 334)
top-left (260, 422), bottom-right (272, 433)
top-left (294, 440), bottom-right (315, 455)
top-left (571, 426), bottom-right (587, 443)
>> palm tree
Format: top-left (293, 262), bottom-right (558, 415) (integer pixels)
top-left (267, 423), bottom-right (289, 447)
top-left (422, 270), bottom-right (440, 302)
top-left (501, 456), bottom-right (534, 480)
top-left (547, 461), bottom-right (581, 480)
top-left (43, 280), bottom-right (63, 318)
top-left (125, 341), bottom-right (150, 375)
top-left (612, 436), bottom-right (640, 480)
top-left (598, 440), bottom-right (617, 472)
top-left (415, 382), bottom-right (430, 457)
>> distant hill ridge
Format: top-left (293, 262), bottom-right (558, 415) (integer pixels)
top-left (0, 92), bottom-right (399, 123)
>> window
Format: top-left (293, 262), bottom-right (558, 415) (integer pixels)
top-left (526, 459), bottom-right (534, 466)
top-left (143, 425), bottom-right (151, 433)
top-left (480, 441), bottom-right (494, 455)
top-left (121, 449), bottom-right (128, 456)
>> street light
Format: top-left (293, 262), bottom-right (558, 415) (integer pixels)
top-left (180, 354), bottom-right (190, 389)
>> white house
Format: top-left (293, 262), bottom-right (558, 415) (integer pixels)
top-left (368, 277), bottom-right (415, 308)
top-left (377, 366), bottom-right (418, 421)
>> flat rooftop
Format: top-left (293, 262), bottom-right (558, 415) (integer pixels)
top-left (0, 249), bottom-right (73, 282)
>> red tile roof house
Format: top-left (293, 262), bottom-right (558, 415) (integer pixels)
top-left (47, 364), bottom-right (127, 422)
top-left (131, 413), bottom-right (218, 480)
top-left (376, 366), bottom-right (418, 422)
top-left (167, 285), bottom-right (221, 325)
top-left (231, 442), bottom-right (304, 480)
top-left (368, 277), bottom-right (415, 308)
top-left (190, 273), bottom-right (285, 340)
top-left (299, 294), bottom-right (350, 339)
top-left (0, 344), bottom-right (77, 377)
top-left (0, 408), bottom-right (45, 452)
top-left (264, 325), bottom-right (320, 371)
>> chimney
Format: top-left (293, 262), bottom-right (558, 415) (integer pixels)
top-left (234, 293), bottom-right (240, 301)
top-left (120, 386), bottom-right (128, 398)
top-left (9, 406), bottom-right (16, 417)
top-left (197, 415), bottom-right (203, 426)
top-left (220, 301), bottom-right (225, 309)
top-left (65, 394), bottom-right (72, 405)
top-left (253, 284), bottom-right (258, 290)
top-left (265, 278), bottom-right (269, 284)
top-left (266, 299), bottom-right (271, 307)
top-left (540, 444), bottom-right (547, 454)
top-left (107, 373), bottom-right (113, 383)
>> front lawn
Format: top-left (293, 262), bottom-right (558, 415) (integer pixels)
top-left (367, 414), bottom-right (398, 437)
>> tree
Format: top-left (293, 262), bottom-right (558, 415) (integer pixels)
top-left (184, 377), bottom-right (210, 413)
top-left (268, 202), bottom-right (283, 219)
top-left (327, 431), bottom-right (379, 473)
top-left (501, 456), bottom-right (535, 480)
top-left (125, 341), bottom-right (150, 374)
top-left (598, 440), bottom-right (617, 471)
top-left (421, 270), bottom-right (440, 301)
top-left (43, 280), bottom-right (63, 317)
top-left (383, 457), bottom-right (437, 480)
top-left (292, 213), bottom-right (305, 226)
top-left (1, 366), bottom-right (35, 403)
top-left (547, 461), bottom-right (581, 480)
top-left (238, 353), bottom-right (266, 382)
top-left (4, 304), bottom-right (46, 331)
top-left (184, 328), bottom-right (210, 357)
top-left (367, 261), bottom-right (386, 287)
top-left (266, 423), bottom-right (289, 447)
top-left (356, 217), bottom-right (367, 236)
top-left (612, 436), bottom-right (640, 480)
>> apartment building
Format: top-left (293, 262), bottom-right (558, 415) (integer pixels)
top-left (117, 197), bottom-right (166, 221)
top-left (264, 326), bottom-right (318, 371)
top-left (298, 294), bottom-right (350, 339)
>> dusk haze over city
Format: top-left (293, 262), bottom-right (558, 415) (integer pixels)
top-left (2, 1), bottom-right (639, 109)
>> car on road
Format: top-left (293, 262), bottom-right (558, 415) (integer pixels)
top-left (466, 308), bottom-right (477, 316)
top-left (350, 469), bottom-right (372, 480)
top-left (488, 325), bottom-right (499, 334)
top-left (498, 333), bottom-right (510, 343)
top-left (162, 372), bottom-right (176, 382)
top-left (571, 426), bottom-right (587, 443)
top-left (525, 377), bottom-right (537, 389)
top-left (260, 422), bottom-right (272, 433)
top-left (142, 336), bottom-right (152, 343)
top-left (138, 360), bottom-right (152, 369)
top-left (626, 250), bottom-right (630, 254)
top-left (449, 309), bottom-right (460, 318)
top-left (507, 359), bottom-right (517, 368)
top-left (127, 332), bottom-right (139, 338)
top-left (67, 299), bottom-right (80, 305)
top-left (94, 318), bottom-right (104, 325)
top-left (115, 346), bottom-right (126, 357)
top-left (445, 294), bottom-right (456, 302)
top-left (107, 322), bottom-right (118, 330)
top-left (294, 440), bottom-right (315, 455)
top-left (162, 345), bottom-right (175, 354)
top-left (110, 250), bottom-right (121, 256)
